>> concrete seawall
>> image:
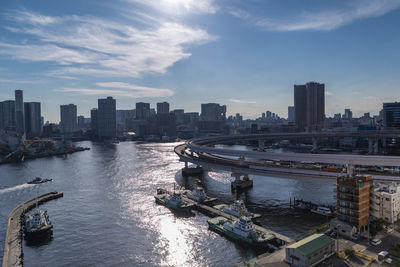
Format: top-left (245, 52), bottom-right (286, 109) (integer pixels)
top-left (2, 191), bottom-right (63, 267)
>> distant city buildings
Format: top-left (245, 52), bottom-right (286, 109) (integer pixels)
top-left (288, 106), bottom-right (294, 123)
top-left (0, 100), bottom-right (15, 130)
top-left (97, 97), bottom-right (116, 139)
top-left (294, 82), bottom-right (325, 132)
top-left (199, 103), bottom-right (226, 133)
top-left (90, 108), bottom-right (98, 137)
top-left (24, 102), bottom-right (41, 138)
top-left (60, 104), bottom-right (77, 134)
top-left (382, 102), bottom-right (400, 130)
top-left (136, 102), bottom-right (150, 120)
top-left (157, 102), bottom-right (169, 114)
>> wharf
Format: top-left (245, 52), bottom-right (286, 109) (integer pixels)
top-left (163, 189), bottom-right (294, 245)
top-left (2, 191), bottom-right (64, 267)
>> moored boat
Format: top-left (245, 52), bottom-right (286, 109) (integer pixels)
top-left (154, 184), bottom-right (194, 212)
top-left (214, 200), bottom-right (261, 220)
top-left (24, 209), bottom-right (53, 240)
top-left (184, 180), bottom-right (217, 203)
top-left (27, 177), bottom-right (53, 184)
top-left (311, 206), bottom-right (334, 217)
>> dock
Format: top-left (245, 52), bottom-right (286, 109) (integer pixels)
top-left (2, 191), bottom-right (64, 267)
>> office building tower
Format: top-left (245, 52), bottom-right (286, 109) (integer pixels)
top-left (98, 97), bottom-right (116, 138)
top-left (60, 104), bottom-right (77, 134)
top-left (136, 102), bottom-right (150, 120)
top-left (24, 102), bottom-right (41, 138)
top-left (116, 110), bottom-right (135, 131)
top-left (173, 109), bottom-right (185, 125)
top-left (90, 108), bottom-right (98, 137)
top-left (157, 102), bottom-right (170, 114)
top-left (78, 116), bottom-right (85, 129)
top-left (0, 100), bottom-right (16, 130)
top-left (294, 82), bottom-right (325, 131)
top-left (288, 106), bottom-right (294, 123)
top-left (382, 102), bottom-right (400, 130)
top-left (200, 103), bottom-right (226, 132)
top-left (15, 90), bottom-right (24, 134)
top-left (343, 109), bottom-right (353, 120)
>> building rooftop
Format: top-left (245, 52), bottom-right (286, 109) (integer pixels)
top-left (287, 234), bottom-right (333, 256)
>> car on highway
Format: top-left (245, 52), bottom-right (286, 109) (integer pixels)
top-left (371, 238), bottom-right (382, 246)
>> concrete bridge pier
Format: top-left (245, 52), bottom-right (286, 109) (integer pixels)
top-left (368, 138), bottom-right (373, 154)
top-left (185, 161), bottom-right (188, 168)
top-left (258, 140), bottom-right (265, 151)
top-left (374, 139), bottom-right (379, 154)
top-left (231, 172), bottom-right (253, 190)
top-left (312, 137), bottom-right (318, 152)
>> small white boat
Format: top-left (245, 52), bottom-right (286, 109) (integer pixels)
top-left (311, 206), bottom-right (334, 216)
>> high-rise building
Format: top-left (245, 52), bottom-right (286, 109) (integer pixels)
top-left (98, 97), bottom-right (116, 138)
top-left (60, 104), bottom-right (77, 134)
top-left (24, 102), bottom-right (41, 138)
top-left (294, 82), bottom-right (325, 131)
top-left (382, 102), bottom-right (400, 130)
top-left (15, 90), bottom-right (24, 135)
top-left (288, 106), bottom-right (294, 123)
top-left (200, 103), bottom-right (226, 132)
top-left (343, 109), bottom-right (353, 120)
top-left (0, 100), bottom-right (16, 130)
top-left (90, 108), bottom-right (98, 137)
top-left (173, 109), bottom-right (185, 125)
top-left (157, 102), bottom-right (170, 114)
top-left (336, 175), bottom-right (372, 232)
top-left (136, 102), bottom-right (150, 120)
top-left (116, 110), bottom-right (135, 131)
top-left (78, 115), bottom-right (85, 129)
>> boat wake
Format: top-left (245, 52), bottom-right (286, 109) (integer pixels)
top-left (0, 183), bottom-right (36, 195)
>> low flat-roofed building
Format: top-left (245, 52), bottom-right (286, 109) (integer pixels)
top-left (329, 217), bottom-right (357, 238)
top-left (285, 233), bottom-right (334, 267)
top-left (371, 182), bottom-right (400, 224)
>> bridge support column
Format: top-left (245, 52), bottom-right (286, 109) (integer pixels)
top-left (312, 138), bottom-right (318, 152)
top-left (374, 139), bottom-right (379, 154)
top-left (368, 138), bottom-right (373, 154)
top-left (231, 172), bottom-right (253, 191)
top-left (185, 161), bottom-right (188, 168)
top-left (258, 140), bottom-right (265, 151)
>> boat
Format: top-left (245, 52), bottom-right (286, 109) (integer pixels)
top-left (214, 200), bottom-right (261, 220)
top-left (311, 206), bottom-right (334, 217)
top-left (24, 209), bottom-right (53, 240)
top-left (154, 184), bottom-right (194, 212)
top-left (207, 216), bottom-right (274, 248)
top-left (184, 179), bottom-right (217, 203)
top-left (27, 177), bottom-right (53, 184)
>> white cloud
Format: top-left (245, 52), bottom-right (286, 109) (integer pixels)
top-left (1, 10), bottom-right (216, 78)
top-left (56, 82), bottom-right (174, 98)
top-left (325, 91), bottom-right (333, 96)
top-left (233, 0), bottom-right (400, 31)
top-left (229, 99), bottom-right (256, 104)
top-left (126, 0), bottom-right (218, 14)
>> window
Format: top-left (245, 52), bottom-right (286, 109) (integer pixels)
top-left (386, 198), bottom-right (390, 201)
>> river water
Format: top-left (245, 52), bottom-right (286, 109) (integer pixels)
top-left (0, 141), bottom-right (335, 266)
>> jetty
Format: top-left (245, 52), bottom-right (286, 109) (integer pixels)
top-left (2, 191), bottom-right (63, 267)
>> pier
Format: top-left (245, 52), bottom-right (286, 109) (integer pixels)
top-left (2, 191), bottom-right (64, 267)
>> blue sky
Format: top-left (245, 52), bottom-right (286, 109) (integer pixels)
top-left (1, 0), bottom-right (400, 122)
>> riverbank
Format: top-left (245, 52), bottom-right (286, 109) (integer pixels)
top-left (2, 192), bottom-right (63, 267)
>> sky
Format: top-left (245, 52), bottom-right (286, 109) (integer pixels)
top-left (0, 0), bottom-right (400, 123)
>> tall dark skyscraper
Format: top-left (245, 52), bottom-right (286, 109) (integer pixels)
top-left (383, 102), bottom-right (400, 130)
top-left (0, 100), bottom-right (16, 130)
top-left (90, 108), bottom-right (98, 137)
top-left (98, 97), bottom-right (116, 138)
top-left (294, 82), bottom-right (325, 131)
top-left (15, 90), bottom-right (24, 135)
top-left (136, 102), bottom-right (150, 120)
top-left (24, 102), bottom-right (41, 138)
top-left (156, 102), bottom-right (169, 114)
top-left (60, 104), bottom-right (77, 134)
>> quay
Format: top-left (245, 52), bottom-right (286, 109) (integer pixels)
top-left (2, 191), bottom-right (64, 267)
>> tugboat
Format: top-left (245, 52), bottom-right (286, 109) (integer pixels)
top-left (24, 209), bottom-right (53, 240)
top-left (27, 177), bottom-right (53, 184)
top-left (213, 191), bottom-right (261, 220)
top-left (207, 207), bottom-right (274, 248)
top-left (184, 180), bottom-right (217, 203)
top-left (154, 183), bottom-right (194, 212)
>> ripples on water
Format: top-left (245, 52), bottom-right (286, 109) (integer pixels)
top-left (0, 141), bottom-right (335, 266)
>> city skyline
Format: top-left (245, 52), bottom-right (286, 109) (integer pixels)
top-left (1, 0), bottom-right (400, 122)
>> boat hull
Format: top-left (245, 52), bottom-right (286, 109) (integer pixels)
top-left (154, 195), bottom-right (194, 212)
top-left (24, 225), bottom-right (53, 240)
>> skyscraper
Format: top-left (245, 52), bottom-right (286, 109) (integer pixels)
top-left (157, 102), bottom-right (170, 114)
top-left (383, 102), bottom-right (400, 130)
top-left (294, 82), bottom-right (325, 131)
top-left (0, 100), bottom-right (16, 130)
top-left (288, 106), bottom-right (294, 123)
top-left (60, 104), bottom-right (77, 134)
top-left (200, 103), bottom-right (226, 132)
top-left (90, 108), bottom-right (98, 137)
top-left (15, 90), bottom-right (24, 135)
top-left (98, 97), bottom-right (116, 138)
top-left (24, 102), bottom-right (41, 138)
top-left (136, 102), bottom-right (150, 120)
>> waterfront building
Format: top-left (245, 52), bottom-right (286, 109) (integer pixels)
top-left (199, 103), bottom-right (226, 132)
top-left (294, 82), bottom-right (325, 132)
top-left (173, 109), bottom-right (185, 125)
top-left (157, 102), bottom-right (169, 114)
top-left (382, 102), bottom-right (400, 130)
top-left (336, 175), bottom-right (372, 232)
top-left (288, 106), bottom-right (294, 123)
top-left (24, 102), bottom-right (42, 138)
top-left (116, 110), bottom-right (135, 131)
top-left (60, 104), bottom-right (77, 134)
top-left (0, 100), bottom-right (16, 130)
top-left (136, 102), bottom-right (150, 120)
top-left (15, 90), bottom-right (24, 135)
top-left (371, 182), bottom-right (400, 224)
top-left (90, 108), bottom-right (98, 137)
top-left (285, 233), bottom-right (334, 267)
top-left (98, 97), bottom-right (116, 138)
